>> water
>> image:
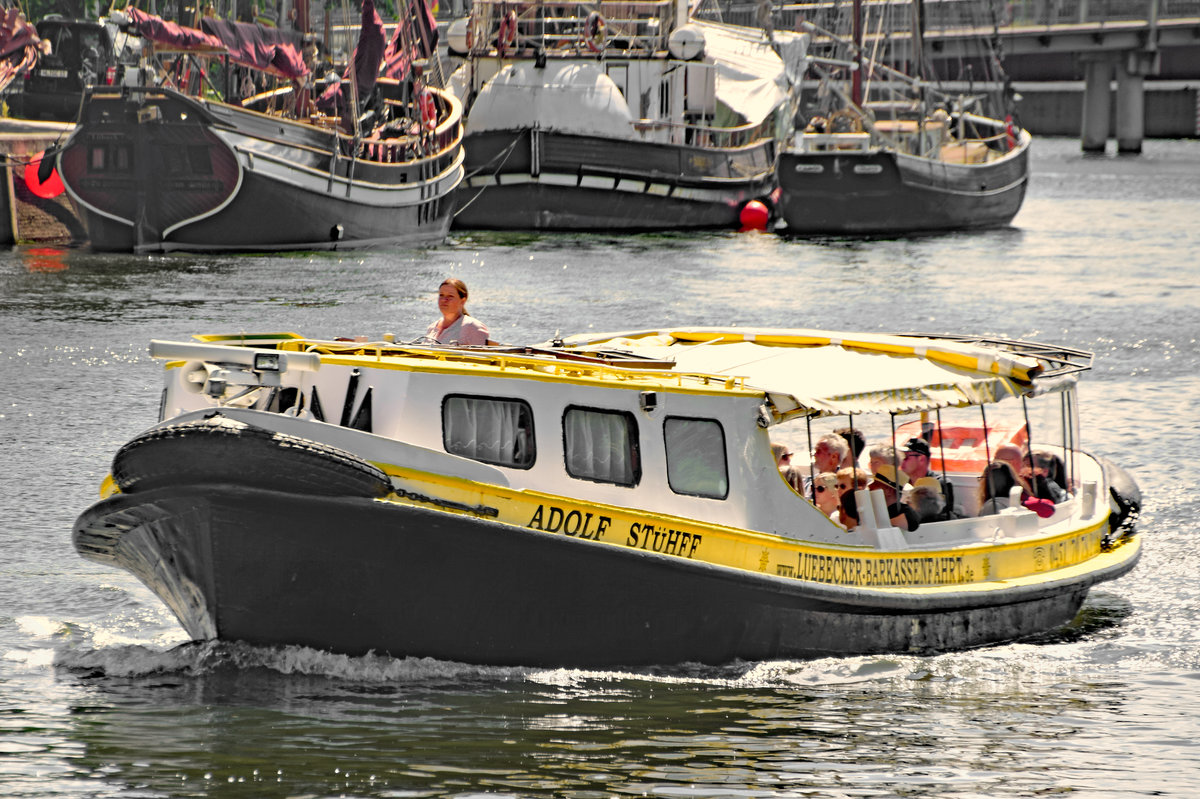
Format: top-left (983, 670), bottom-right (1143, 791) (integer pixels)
top-left (2, 137), bottom-right (1199, 798)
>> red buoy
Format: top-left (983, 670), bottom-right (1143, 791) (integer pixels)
top-left (24, 151), bottom-right (65, 199)
top-left (739, 200), bottom-right (769, 231)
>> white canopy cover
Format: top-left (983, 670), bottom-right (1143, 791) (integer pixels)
top-left (694, 22), bottom-right (809, 127)
top-left (559, 328), bottom-right (1076, 420)
top-left (451, 24), bottom-right (810, 135)
top-left (457, 62), bottom-right (636, 137)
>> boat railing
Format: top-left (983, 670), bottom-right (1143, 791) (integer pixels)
top-left (467, 0), bottom-right (680, 57)
top-left (634, 113), bottom-right (775, 148)
top-left (270, 337), bottom-right (761, 391)
top-left (792, 131), bottom-right (873, 152)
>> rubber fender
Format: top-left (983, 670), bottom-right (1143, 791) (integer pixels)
top-left (1097, 455), bottom-right (1141, 537)
top-left (112, 412), bottom-right (391, 498)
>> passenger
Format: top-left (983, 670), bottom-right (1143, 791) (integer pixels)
top-left (834, 467), bottom-right (869, 532)
top-left (836, 466), bottom-right (870, 494)
top-left (834, 426), bottom-right (866, 468)
top-left (795, 434), bottom-right (849, 498)
top-left (771, 443), bottom-right (792, 470)
top-left (900, 437), bottom-right (959, 518)
top-left (976, 460), bottom-right (1023, 515)
top-left (812, 472), bottom-right (842, 520)
top-left (871, 465), bottom-right (920, 531)
top-left (813, 434), bottom-right (849, 474)
top-left (906, 476), bottom-right (946, 523)
top-left (977, 460), bottom-right (1057, 518)
top-left (994, 444), bottom-right (1035, 495)
top-left (1033, 450), bottom-right (1070, 501)
top-left (867, 442), bottom-right (898, 477)
top-left (425, 278), bottom-right (492, 346)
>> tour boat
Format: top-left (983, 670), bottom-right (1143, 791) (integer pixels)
top-left (55, 3), bottom-right (463, 252)
top-left (73, 328), bottom-right (1142, 667)
top-left (446, 0), bottom-right (809, 230)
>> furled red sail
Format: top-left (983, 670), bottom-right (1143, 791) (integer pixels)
top-left (383, 0), bottom-right (439, 81)
top-left (125, 7), bottom-right (225, 51)
top-left (0, 8), bottom-right (49, 93)
top-left (201, 17), bottom-right (308, 80)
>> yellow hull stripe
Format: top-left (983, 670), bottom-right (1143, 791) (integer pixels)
top-left (378, 464), bottom-right (1126, 593)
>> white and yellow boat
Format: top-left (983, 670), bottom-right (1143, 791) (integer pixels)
top-left (73, 327), bottom-right (1142, 666)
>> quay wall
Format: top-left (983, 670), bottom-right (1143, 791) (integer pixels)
top-left (0, 120), bottom-right (85, 246)
top-left (1014, 81), bottom-right (1200, 137)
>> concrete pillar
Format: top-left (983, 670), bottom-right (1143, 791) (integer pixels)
top-left (1115, 68), bottom-right (1145, 154)
top-left (1080, 58), bottom-right (1113, 152)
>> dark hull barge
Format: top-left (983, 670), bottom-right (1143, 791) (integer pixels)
top-left (778, 115), bottom-right (1030, 234)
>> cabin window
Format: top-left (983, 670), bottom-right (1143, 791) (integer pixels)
top-left (664, 416), bottom-right (728, 499)
top-left (442, 395), bottom-right (535, 469)
top-left (563, 406), bottom-right (640, 486)
top-left (87, 142), bottom-right (131, 172)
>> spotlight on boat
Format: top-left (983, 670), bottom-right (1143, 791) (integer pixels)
top-left (204, 373), bottom-right (228, 398)
top-left (254, 352), bottom-right (281, 371)
top-left (639, 391), bottom-right (657, 413)
top-left (739, 200), bottom-right (769, 231)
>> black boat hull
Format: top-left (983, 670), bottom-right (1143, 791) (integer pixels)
top-left (59, 87), bottom-right (463, 252)
top-left (453, 128), bottom-right (777, 231)
top-left (74, 481), bottom-right (1135, 668)
top-left (777, 140), bottom-right (1029, 234)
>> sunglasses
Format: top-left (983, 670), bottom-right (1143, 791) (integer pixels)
top-left (816, 485), bottom-right (827, 493)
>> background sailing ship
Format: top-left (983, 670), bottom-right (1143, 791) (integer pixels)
top-left (446, 0), bottom-right (809, 231)
top-left (53, 0), bottom-right (463, 252)
top-left (714, 0), bottom-right (1031, 233)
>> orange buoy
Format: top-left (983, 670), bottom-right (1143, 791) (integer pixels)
top-left (739, 200), bottom-right (769, 231)
top-left (24, 151), bottom-right (65, 199)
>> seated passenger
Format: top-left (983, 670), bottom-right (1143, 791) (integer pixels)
top-left (1033, 450), bottom-right (1070, 502)
top-left (977, 460), bottom-right (1020, 515)
top-left (906, 476), bottom-right (946, 523)
top-left (976, 460), bottom-right (1056, 518)
top-left (771, 442), bottom-right (793, 471)
top-left (871, 465), bottom-right (920, 531)
top-left (994, 444), bottom-right (1036, 496)
top-left (900, 437), bottom-right (960, 518)
top-left (812, 472), bottom-right (841, 520)
top-left (834, 467), bottom-right (869, 532)
top-left (834, 426), bottom-right (866, 468)
top-left (867, 442), bottom-right (898, 478)
top-left (794, 434), bottom-right (850, 498)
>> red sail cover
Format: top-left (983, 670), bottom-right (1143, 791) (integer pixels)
top-left (201, 18), bottom-right (308, 80)
top-left (126, 7), bottom-right (225, 51)
top-left (0, 8), bottom-right (46, 92)
top-left (383, 0), bottom-right (438, 80)
top-left (317, 0), bottom-right (383, 114)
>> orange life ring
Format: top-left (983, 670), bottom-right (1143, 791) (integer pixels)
top-left (418, 89), bottom-right (437, 133)
top-left (498, 10), bottom-right (518, 56)
top-left (583, 11), bottom-right (606, 53)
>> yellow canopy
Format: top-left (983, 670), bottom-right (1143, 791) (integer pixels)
top-left (558, 328), bottom-right (1083, 420)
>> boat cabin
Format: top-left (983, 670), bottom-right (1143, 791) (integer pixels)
top-left (145, 328), bottom-right (1107, 556)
